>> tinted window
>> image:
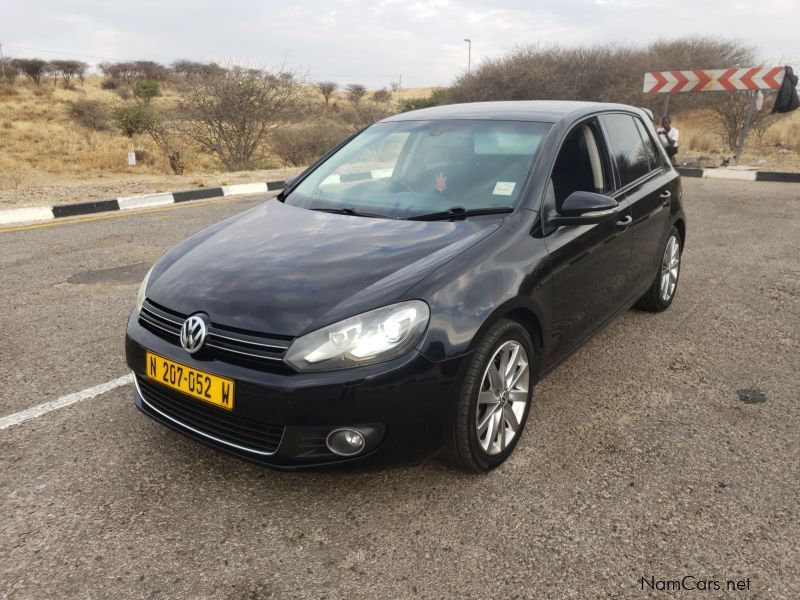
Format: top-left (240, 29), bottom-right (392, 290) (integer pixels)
top-left (601, 114), bottom-right (652, 187)
top-left (551, 122), bottom-right (607, 212)
top-left (634, 118), bottom-right (662, 171)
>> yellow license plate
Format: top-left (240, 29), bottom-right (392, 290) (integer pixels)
top-left (145, 351), bottom-right (235, 410)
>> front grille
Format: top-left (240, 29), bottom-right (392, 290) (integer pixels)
top-left (137, 376), bottom-right (284, 454)
top-left (139, 299), bottom-right (294, 371)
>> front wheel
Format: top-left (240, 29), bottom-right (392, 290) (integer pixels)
top-left (635, 226), bottom-right (682, 312)
top-left (442, 319), bottom-right (534, 473)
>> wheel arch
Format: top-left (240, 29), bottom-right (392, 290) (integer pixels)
top-left (673, 216), bottom-right (686, 248)
top-left (469, 302), bottom-right (546, 378)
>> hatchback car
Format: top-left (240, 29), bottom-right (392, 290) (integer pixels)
top-left (126, 101), bottom-right (685, 472)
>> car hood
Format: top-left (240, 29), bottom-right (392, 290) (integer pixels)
top-left (147, 200), bottom-right (501, 336)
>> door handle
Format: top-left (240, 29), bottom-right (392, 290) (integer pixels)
top-left (659, 190), bottom-right (671, 207)
top-left (615, 215), bottom-right (633, 230)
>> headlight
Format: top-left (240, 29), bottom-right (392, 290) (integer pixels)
top-left (284, 300), bottom-right (430, 372)
top-left (135, 266), bottom-right (154, 315)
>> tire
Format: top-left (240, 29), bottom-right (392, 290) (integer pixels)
top-left (442, 318), bottom-right (535, 473)
top-left (635, 226), bottom-right (682, 312)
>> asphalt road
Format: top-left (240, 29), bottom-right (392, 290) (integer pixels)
top-left (1, 179), bottom-right (799, 599)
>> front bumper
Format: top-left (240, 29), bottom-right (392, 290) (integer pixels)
top-left (125, 313), bottom-right (468, 469)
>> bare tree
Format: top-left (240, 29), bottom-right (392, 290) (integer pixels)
top-left (316, 81), bottom-right (338, 106)
top-left (99, 61), bottom-right (169, 86)
top-left (171, 60), bottom-right (226, 78)
top-left (345, 83), bottom-right (367, 107)
top-left (11, 58), bottom-right (47, 85)
top-left (271, 119), bottom-right (350, 166)
top-left (181, 66), bottom-right (304, 171)
top-left (446, 36), bottom-right (759, 117)
top-left (132, 61), bottom-right (169, 82)
top-left (372, 88), bottom-right (391, 104)
top-left (750, 108), bottom-right (785, 147)
top-left (707, 91), bottom-right (775, 152)
top-left (0, 59), bottom-right (16, 90)
top-left (143, 108), bottom-right (189, 174)
top-left (66, 99), bottom-right (110, 131)
top-left (50, 60), bottom-right (88, 88)
top-left (347, 98), bottom-right (394, 132)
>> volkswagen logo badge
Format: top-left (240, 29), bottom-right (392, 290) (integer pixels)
top-left (180, 314), bottom-right (208, 354)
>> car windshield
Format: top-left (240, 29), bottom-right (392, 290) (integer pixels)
top-left (285, 119), bottom-right (551, 219)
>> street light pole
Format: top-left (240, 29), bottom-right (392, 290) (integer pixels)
top-left (464, 38), bottom-right (471, 74)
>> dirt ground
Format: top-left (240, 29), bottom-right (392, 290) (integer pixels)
top-left (0, 167), bottom-right (303, 209)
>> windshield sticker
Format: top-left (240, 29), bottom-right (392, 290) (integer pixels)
top-left (493, 181), bottom-right (516, 196)
top-left (435, 172), bottom-right (447, 193)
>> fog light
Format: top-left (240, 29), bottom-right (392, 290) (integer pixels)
top-left (326, 428), bottom-right (366, 457)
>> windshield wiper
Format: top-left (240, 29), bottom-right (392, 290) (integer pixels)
top-left (406, 207), bottom-right (514, 221)
top-left (310, 207), bottom-right (394, 219)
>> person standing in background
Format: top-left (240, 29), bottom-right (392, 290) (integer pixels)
top-left (657, 117), bottom-right (679, 164)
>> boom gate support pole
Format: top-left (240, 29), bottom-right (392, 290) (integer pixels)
top-left (733, 90), bottom-right (759, 165)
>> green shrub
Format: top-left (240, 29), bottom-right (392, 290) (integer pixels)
top-left (112, 104), bottom-right (154, 137)
top-left (133, 80), bottom-right (161, 104)
top-left (397, 89), bottom-right (445, 112)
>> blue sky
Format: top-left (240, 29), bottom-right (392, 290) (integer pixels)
top-left (3, 0), bottom-right (797, 88)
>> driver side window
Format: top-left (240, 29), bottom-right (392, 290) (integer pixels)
top-left (550, 120), bottom-right (609, 213)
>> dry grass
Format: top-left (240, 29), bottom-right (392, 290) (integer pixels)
top-left (0, 77), bottom-right (189, 188)
top-left (0, 78), bottom-right (436, 193)
top-left (668, 108), bottom-right (800, 170)
top-left (3, 75), bottom-right (797, 196)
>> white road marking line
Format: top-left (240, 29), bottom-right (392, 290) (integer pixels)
top-left (0, 374), bottom-right (134, 431)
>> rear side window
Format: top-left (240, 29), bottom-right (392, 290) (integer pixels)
top-left (634, 118), bottom-right (663, 171)
top-left (601, 113), bottom-right (652, 187)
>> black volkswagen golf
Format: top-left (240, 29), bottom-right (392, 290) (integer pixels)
top-left (126, 101), bottom-right (685, 472)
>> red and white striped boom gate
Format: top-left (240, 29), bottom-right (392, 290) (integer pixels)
top-left (644, 66), bottom-right (789, 163)
top-left (643, 67), bottom-right (785, 93)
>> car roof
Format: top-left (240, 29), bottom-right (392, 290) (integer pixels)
top-left (381, 100), bottom-right (645, 125)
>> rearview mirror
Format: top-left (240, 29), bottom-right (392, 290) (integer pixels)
top-left (550, 191), bottom-right (619, 226)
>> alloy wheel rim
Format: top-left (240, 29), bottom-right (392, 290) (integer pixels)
top-left (475, 340), bottom-right (530, 456)
top-left (660, 234), bottom-right (680, 302)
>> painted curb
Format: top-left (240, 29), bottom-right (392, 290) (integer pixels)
top-left (677, 167), bottom-right (800, 182)
top-left (118, 192), bottom-right (175, 210)
top-left (222, 182), bottom-right (268, 196)
top-left (755, 171), bottom-right (800, 183)
top-left (0, 180), bottom-right (286, 227)
top-left (0, 206), bottom-right (55, 225)
top-left (2, 167), bottom-right (798, 228)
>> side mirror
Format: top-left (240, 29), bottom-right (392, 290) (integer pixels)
top-left (550, 191), bottom-right (619, 226)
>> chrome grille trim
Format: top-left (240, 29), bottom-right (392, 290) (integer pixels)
top-left (204, 342), bottom-right (285, 361)
top-left (207, 331), bottom-right (289, 351)
top-left (138, 299), bottom-right (293, 365)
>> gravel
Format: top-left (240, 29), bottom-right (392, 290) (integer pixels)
top-left (0, 179), bottom-right (798, 598)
